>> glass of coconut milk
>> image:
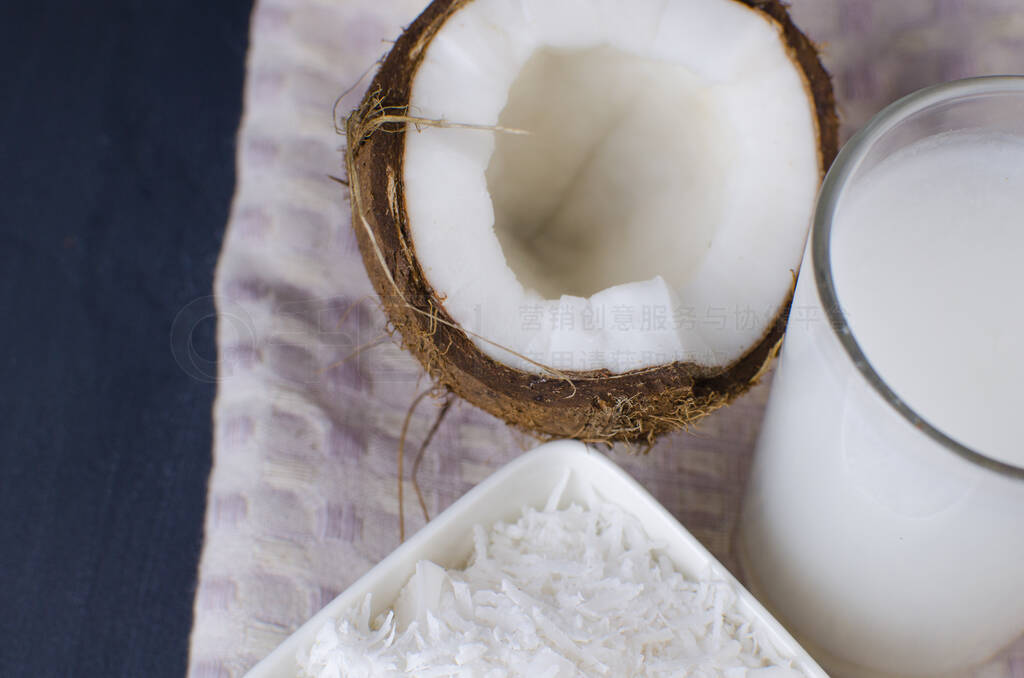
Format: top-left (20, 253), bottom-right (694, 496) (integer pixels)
top-left (738, 77), bottom-right (1024, 678)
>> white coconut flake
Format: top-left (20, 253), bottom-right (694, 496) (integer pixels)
top-left (299, 492), bottom-right (807, 678)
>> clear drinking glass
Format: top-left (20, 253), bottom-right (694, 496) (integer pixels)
top-left (738, 77), bottom-right (1024, 677)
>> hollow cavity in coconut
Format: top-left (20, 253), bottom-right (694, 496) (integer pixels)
top-left (346, 0), bottom-right (838, 443)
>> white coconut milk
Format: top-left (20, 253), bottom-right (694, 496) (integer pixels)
top-left (740, 131), bottom-right (1024, 676)
top-left (835, 131), bottom-right (1024, 469)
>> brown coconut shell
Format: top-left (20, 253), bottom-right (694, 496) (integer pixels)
top-left (345, 0), bottom-right (839, 444)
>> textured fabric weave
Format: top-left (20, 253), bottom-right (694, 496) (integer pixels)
top-left (188, 2), bottom-right (1024, 676)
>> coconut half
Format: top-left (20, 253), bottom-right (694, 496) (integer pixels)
top-left (346, 0), bottom-right (837, 442)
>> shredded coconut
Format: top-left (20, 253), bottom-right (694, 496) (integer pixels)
top-left (300, 495), bottom-right (805, 678)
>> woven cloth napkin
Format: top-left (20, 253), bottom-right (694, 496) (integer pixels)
top-left (187, 2), bottom-right (1024, 676)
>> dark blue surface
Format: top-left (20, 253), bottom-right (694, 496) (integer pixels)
top-left (0, 2), bottom-right (252, 676)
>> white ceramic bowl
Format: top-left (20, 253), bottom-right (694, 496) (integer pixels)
top-left (244, 440), bottom-right (827, 678)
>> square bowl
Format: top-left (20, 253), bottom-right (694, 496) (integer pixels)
top-left (244, 440), bottom-right (827, 678)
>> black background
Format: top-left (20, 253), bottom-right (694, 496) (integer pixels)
top-left (1, 2), bottom-right (253, 675)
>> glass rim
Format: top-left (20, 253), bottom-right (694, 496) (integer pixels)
top-left (812, 75), bottom-right (1024, 480)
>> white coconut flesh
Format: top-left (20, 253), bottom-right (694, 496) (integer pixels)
top-left (403, 0), bottom-right (820, 374)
